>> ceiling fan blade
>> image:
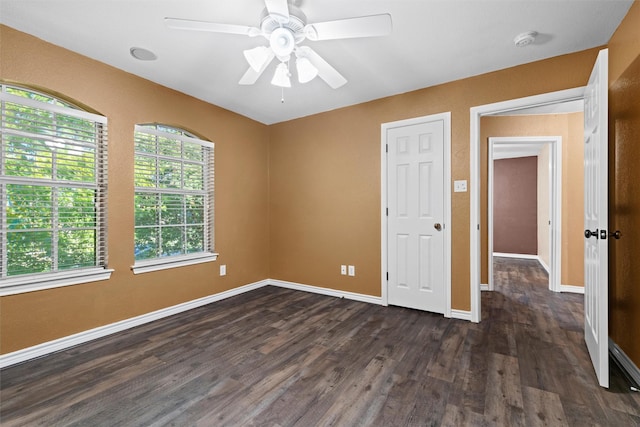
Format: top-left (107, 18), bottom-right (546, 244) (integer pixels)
top-left (297, 46), bottom-right (346, 89)
top-left (264, 0), bottom-right (290, 23)
top-left (165, 18), bottom-right (260, 36)
top-left (304, 14), bottom-right (392, 41)
top-left (239, 50), bottom-right (275, 85)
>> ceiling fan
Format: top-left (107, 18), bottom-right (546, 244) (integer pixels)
top-left (165, 0), bottom-right (392, 89)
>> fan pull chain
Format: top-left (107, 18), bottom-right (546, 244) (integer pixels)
top-left (281, 87), bottom-right (285, 103)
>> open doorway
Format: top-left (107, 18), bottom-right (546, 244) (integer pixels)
top-left (469, 87), bottom-right (586, 323)
top-left (487, 136), bottom-right (562, 293)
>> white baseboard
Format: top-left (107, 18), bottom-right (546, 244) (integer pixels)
top-left (451, 309), bottom-right (472, 321)
top-left (538, 258), bottom-right (550, 274)
top-left (493, 252), bottom-right (539, 260)
top-left (560, 284), bottom-right (585, 294)
top-left (610, 338), bottom-right (640, 389)
top-left (480, 283), bottom-right (489, 291)
top-left (0, 279), bottom-right (269, 369)
top-left (1, 277), bottom-right (461, 368)
top-left (268, 279), bottom-right (383, 306)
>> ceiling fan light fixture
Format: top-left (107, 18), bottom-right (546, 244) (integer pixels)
top-left (271, 62), bottom-right (291, 87)
top-left (244, 46), bottom-right (271, 72)
top-left (296, 56), bottom-right (318, 83)
top-left (167, 1), bottom-right (392, 90)
top-left (270, 27), bottom-right (295, 58)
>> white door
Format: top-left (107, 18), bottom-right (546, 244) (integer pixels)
top-left (386, 117), bottom-right (446, 313)
top-left (584, 48), bottom-right (609, 388)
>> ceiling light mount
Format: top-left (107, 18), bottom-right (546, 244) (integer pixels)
top-left (270, 27), bottom-right (296, 59)
top-left (514, 31), bottom-right (538, 48)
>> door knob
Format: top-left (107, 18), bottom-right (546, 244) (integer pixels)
top-left (434, 223), bottom-right (442, 231)
top-left (609, 230), bottom-right (622, 239)
top-left (584, 229), bottom-right (598, 239)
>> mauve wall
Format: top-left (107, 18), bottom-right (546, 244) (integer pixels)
top-left (493, 156), bottom-right (538, 255)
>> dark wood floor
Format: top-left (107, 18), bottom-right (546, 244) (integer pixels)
top-left (1, 258), bottom-right (639, 426)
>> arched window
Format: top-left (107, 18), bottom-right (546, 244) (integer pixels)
top-left (132, 124), bottom-right (216, 274)
top-left (0, 84), bottom-right (111, 295)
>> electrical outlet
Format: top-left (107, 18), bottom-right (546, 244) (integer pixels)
top-left (220, 264), bottom-right (226, 276)
top-left (348, 265), bottom-right (355, 276)
top-left (341, 265), bottom-right (347, 275)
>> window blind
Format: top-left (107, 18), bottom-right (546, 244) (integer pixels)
top-left (133, 124), bottom-right (214, 262)
top-left (0, 85), bottom-right (108, 280)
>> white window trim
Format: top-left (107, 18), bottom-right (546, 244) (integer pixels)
top-left (0, 268), bottom-right (114, 296)
top-left (136, 125), bottom-right (214, 149)
top-left (132, 252), bottom-right (218, 275)
top-left (0, 91), bottom-right (107, 124)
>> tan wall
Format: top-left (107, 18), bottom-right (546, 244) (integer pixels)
top-left (608, 1), bottom-right (640, 366)
top-left (1, 22), bottom-right (614, 355)
top-left (565, 113), bottom-right (586, 286)
top-left (480, 114), bottom-right (584, 287)
top-left (269, 49), bottom-right (601, 309)
top-left (0, 26), bottom-right (270, 354)
top-left (538, 143), bottom-right (551, 269)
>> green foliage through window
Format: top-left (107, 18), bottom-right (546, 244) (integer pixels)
top-left (0, 85), bottom-right (108, 279)
top-left (134, 124), bottom-right (213, 261)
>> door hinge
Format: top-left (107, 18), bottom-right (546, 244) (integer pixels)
top-left (386, 144), bottom-right (389, 153)
top-left (386, 272), bottom-right (389, 280)
top-left (386, 207), bottom-right (389, 216)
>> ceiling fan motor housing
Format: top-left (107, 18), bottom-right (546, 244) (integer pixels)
top-left (260, 6), bottom-right (306, 40)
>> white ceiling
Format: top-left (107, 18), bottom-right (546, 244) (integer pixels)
top-left (0, 1), bottom-right (633, 125)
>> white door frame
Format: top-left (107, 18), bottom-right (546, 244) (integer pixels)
top-left (381, 112), bottom-right (452, 318)
top-left (487, 136), bottom-right (563, 293)
top-left (470, 87), bottom-right (585, 322)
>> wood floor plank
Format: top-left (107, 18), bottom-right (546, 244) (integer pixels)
top-left (2, 258), bottom-right (639, 426)
top-left (404, 376), bottom-right (451, 426)
top-left (521, 386), bottom-right (569, 427)
top-left (440, 403), bottom-right (493, 427)
top-left (311, 354), bottom-right (398, 426)
top-left (447, 327), bottom-right (490, 415)
top-left (484, 352), bottom-right (526, 426)
top-left (369, 374), bottom-right (422, 426)
top-left (426, 321), bottom-right (467, 383)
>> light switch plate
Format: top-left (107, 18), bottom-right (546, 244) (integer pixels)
top-left (454, 180), bottom-right (468, 192)
top-left (220, 264), bottom-right (226, 276)
top-left (348, 265), bottom-right (355, 276)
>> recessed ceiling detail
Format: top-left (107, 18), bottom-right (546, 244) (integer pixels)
top-left (129, 47), bottom-right (157, 61)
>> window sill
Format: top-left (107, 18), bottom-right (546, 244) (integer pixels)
top-left (131, 252), bottom-right (218, 275)
top-left (0, 268), bottom-right (114, 296)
